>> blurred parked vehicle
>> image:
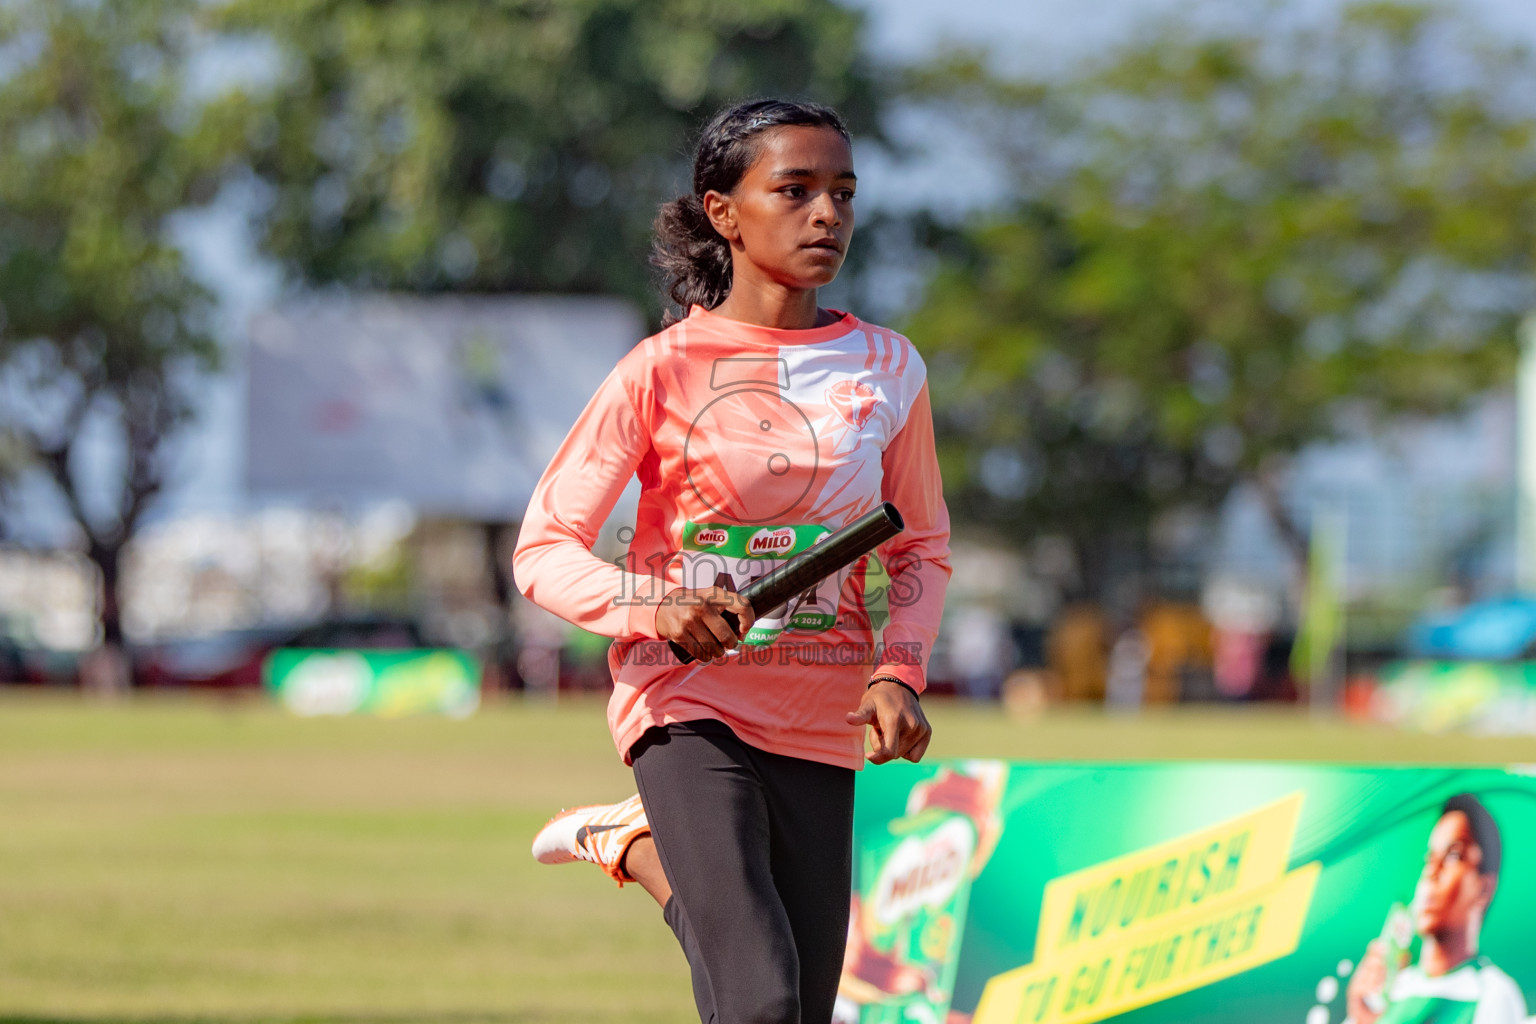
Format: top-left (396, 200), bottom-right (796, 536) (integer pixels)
top-left (0, 640), bottom-right (83, 687)
top-left (134, 615), bottom-right (431, 689)
top-left (0, 634), bottom-right (26, 684)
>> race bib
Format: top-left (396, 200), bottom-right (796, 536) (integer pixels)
top-left (680, 521), bottom-right (844, 647)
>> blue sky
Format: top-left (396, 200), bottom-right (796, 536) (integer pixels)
top-left (852, 0), bottom-right (1536, 60)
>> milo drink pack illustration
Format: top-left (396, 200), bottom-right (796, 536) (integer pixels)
top-left (837, 763), bottom-right (1009, 1023)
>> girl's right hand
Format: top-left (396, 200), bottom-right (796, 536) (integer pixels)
top-left (655, 587), bottom-right (756, 663)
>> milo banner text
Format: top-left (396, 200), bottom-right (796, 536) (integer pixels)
top-left (838, 763), bottom-right (1536, 1024)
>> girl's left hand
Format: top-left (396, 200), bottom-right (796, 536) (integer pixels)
top-left (846, 680), bottom-right (932, 764)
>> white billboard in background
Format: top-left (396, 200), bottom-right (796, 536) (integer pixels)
top-left (246, 294), bottom-right (643, 519)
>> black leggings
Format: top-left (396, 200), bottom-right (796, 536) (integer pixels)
top-left (631, 719), bottom-right (855, 1024)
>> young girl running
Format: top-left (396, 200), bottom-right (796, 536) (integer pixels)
top-left (512, 98), bottom-right (951, 1024)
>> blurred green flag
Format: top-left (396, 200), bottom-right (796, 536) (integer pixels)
top-left (1291, 508), bottom-right (1346, 690)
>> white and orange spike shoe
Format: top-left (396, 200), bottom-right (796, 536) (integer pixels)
top-left (531, 794), bottom-right (650, 886)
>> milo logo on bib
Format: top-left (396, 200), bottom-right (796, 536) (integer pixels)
top-left (748, 527), bottom-right (797, 556)
top-left (681, 521), bottom-right (842, 645)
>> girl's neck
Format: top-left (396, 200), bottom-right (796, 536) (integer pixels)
top-left (710, 279), bottom-right (831, 331)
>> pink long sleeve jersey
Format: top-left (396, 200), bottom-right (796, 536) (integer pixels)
top-left (511, 304), bottom-right (952, 770)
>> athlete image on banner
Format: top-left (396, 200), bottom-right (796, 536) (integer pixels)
top-left (1345, 794), bottom-right (1528, 1024)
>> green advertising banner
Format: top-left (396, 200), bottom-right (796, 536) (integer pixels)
top-left (264, 648), bottom-right (480, 718)
top-left (838, 762), bottom-right (1536, 1024)
top-left (1374, 661), bottom-right (1536, 734)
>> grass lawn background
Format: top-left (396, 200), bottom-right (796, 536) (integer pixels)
top-left (3, 691), bottom-right (1534, 1024)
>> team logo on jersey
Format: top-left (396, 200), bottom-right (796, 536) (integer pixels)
top-left (748, 527), bottom-right (797, 556)
top-left (826, 380), bottom-right (880, 430)
top-left (694, 528), bottom-right (729, 548)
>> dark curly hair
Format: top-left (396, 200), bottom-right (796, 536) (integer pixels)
top-left (652, 99), bottom-right (850, 325)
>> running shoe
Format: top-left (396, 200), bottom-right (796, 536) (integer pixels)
top-left (531, 794), bottom-right (650, 885)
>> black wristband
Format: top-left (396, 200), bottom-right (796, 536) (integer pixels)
top-left (868, 675), bottom-right (920, 701)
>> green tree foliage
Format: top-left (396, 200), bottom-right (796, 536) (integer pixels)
top-left (905, 3), bottom-right (1536, 593)
top-left (216, 0), bottom-right (880, 314)
top-left (0, 0), bottom-right (244, 644)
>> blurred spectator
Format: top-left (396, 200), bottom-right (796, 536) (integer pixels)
top-left (1214, 630), bottom-right (1269, 699)
top-left (1204, 579), bottom-right (1283, 700)
top-left (79, 644), bottom-right (130, 698)
top-left (1105, 626), bottom-right (1149, 710)
top-left (1139, 600), bottom-right (1216, 704)
top-left (949, 604), bottom-right (1013, 700)
top-left (1047, 602), bottom-right (1109, 702)
top-left (1000, 668), bottom-right (1052, 719)
top-left (512, 595), bottom-right (568, 697)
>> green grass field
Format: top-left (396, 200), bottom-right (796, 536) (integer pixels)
top-left (3, 691), bottom-right (1534, 1024)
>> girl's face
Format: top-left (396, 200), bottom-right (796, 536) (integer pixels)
top-left (704, 125), bottom-right (856, 295)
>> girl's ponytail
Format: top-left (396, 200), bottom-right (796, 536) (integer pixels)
top-left (652, 194), bottom-right (733, 320)
top-left (652, 98), bottom-right (849, 326)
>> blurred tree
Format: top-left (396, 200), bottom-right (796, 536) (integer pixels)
top-left (905, 2), bottom-right (1536, 598)
top-left (215, 0), bottom-right (881, 316)
top-left (0, 0), bottom-right (246, 653)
